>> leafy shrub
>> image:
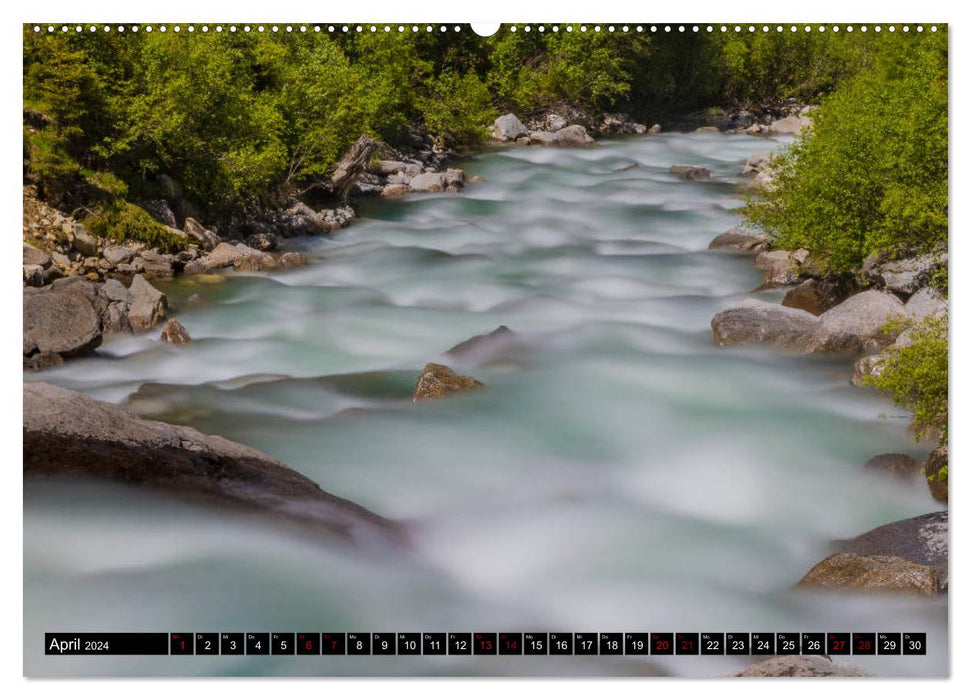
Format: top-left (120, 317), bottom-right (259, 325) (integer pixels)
top-left (864, 315), bottom-right (948, 443)
top-left (743, 35), bottom-right (947, 274)
top-left (418, 71), bottom-right (497, 148)
top-left (85, 200), bottom-right (187, 253)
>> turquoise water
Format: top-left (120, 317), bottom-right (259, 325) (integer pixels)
top-left (24, 133), bottom-right (946, 677)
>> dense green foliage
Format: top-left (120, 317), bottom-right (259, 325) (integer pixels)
top-left (865, 315), bottom-right (948, 443)
top-left (23, 25), bottom-right (945, 224)
top-left (743, 33), bottom-right (948, 273)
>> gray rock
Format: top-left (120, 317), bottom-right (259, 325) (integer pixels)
top-left (755, 249), bottom-right (803, 287)
top-left (233, 244), bottom-right (277, 272)
top-left (905, 287), bottom-right (947, 321)
top-left (694, 126), bottom-right (721, 133)
top-left (102, 301), bottom-right (133, 335)
top-left (669, 165), bottom-right (711, 180)
top-left (742, 151), bottom-right (771, 175)
top-left (735, 655), bottom-right (873, 677)
top-left (864, 453), bottom-right (921, 480)
top-left (23, 382), bottom-right (399, 544)
top-left (50, 251), bottom-right (71, 267)
top-left (782, 278), bottom-right (851, 316)
top-left (127, 274), bottom-right (167, 331)
top-left (23, 285), bottom-right (103, 357)
top-left (23, 243), bottom-right (51, 267)
top-left (708, 229), bottom-right (769, 254)
top-left (545, 113), bottom-right (569, 132)
top-left (99, 278), bottom-right (131, 304)
top-left (552, 124), bottom-right (595, 147)
top-left (798, 553), bottom-right (941, 596)
top-left (23, 264), bottom-right (45, 287)
top-left (492, 113), bottom-right (528, 142)
top-left (767, 114), bottom-right (812, 135)
top-left (835, 511), bottom-right (948, 568)
top-left (183, 218), bottom-right (221, 251)
top-left (72, 229), bottom-right (100, 257)
top-left (810, 290), bottom-right (906, 355)
top-left (878, 254), bottom-right (941, 295)
top-left (647, 124), bottom-right (661, 135)
top-left (102, 245), bottom-right (135, 266)
top-left (203, 242), bottom-right (245, 270)
top-left (375, 160), bottom-right (422, 177)
top-left (528, 131), bottom-right (559, 147)
top-left (711, 300), bottom-right (820, 351)
top-left (409, 172), bottom-right (448, 193)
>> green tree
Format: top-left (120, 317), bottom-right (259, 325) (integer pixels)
top-left (743, 32), bottom-right (947, 273)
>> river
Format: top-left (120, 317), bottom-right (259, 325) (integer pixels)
top-left (24, 132), bottom-right (946, 677)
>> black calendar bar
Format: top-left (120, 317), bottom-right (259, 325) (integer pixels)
top-left (44, 632), bottom-right (928, 656)
top-left (45, 633), bottom-right (168, 655)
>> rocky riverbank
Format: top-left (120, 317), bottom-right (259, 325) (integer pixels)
top-left (706, 137), bottom-right (949, 605)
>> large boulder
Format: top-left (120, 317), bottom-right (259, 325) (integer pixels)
top-left (491, 113), bottom-right (528, 142)
top-left (708, 228), bottom-right (769, 254)
top-left (834, 511), bottom-right (948, 580)
top-left (669, 165), bottom-right (711, 180)
top-left (552, 124), bottom-right (595, 147)
top-left (413, 363), bottom-right (484, 402)
top-left (711, 300), bottom-right (820, 351)
top-left (735, 655), bottom-right (872, 678)
top-left (23, 382), bottom-right (399, 544)
top-left (809, 290), bottom-right (906, 355)
top-left (23, 284), bottom-right (103, 359)
top-left (797, 553), bottom-right (941, 596)
top-left (924, 446), bottom-right (948, 503)
top-left (127, 274), bottom-right (167, 332)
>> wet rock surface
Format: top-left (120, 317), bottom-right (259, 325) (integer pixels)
top-left (24, 382), bottom-right (400, 544)
top-left (413, 363), bottom-right (485, 402)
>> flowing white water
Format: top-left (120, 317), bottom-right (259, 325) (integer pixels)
top-left (24, 133), bottom-right (946, 677)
